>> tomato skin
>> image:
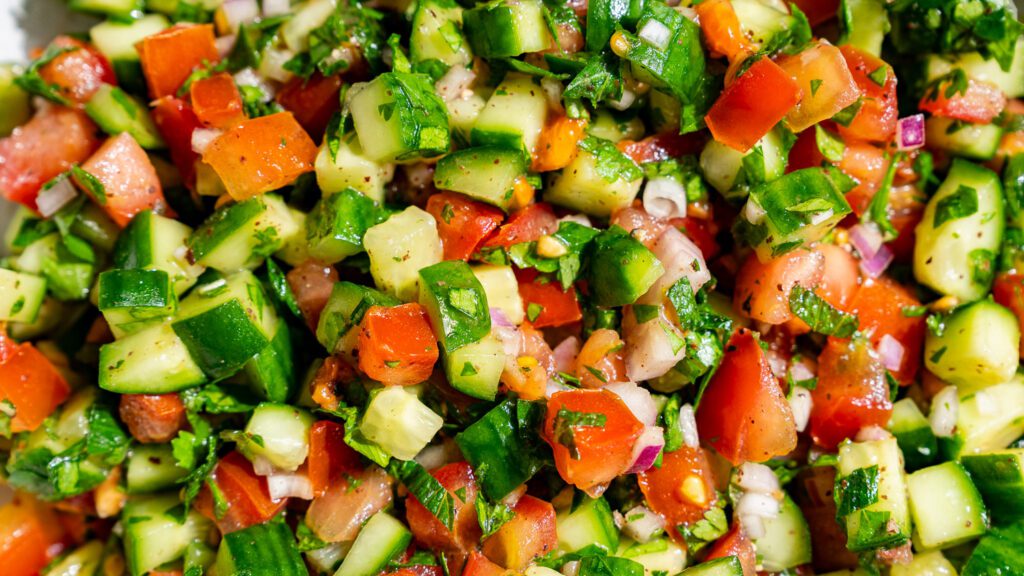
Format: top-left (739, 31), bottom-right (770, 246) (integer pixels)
top-left (840, 142), bottom-right (888, 215)
top-left (574, 329), bottom-right (626, 388)
top-left (286, 260), bottom-right (339, 330)
top-left (406, 462), bottom-right (482, 554)
top-left (483, 203), bottom-right (557, 249)
top-left (384, 568), bottom-right (444, 576)
top-left (785, 244), bottom-right (860, 334)
top-left (307, 420), bottom-right (361, 498)
top-left (38, 36), bottom-right (116, 104)
top-left (515, 268), bottom-right (582, 329)
top-left (837, 46), bottom-right (898, 143)
top-left (189, 72), bottom-right (245, 129)
top-left (670, 217), bottom-right (720, 259)
top-left (199, 451), bottom-right (287, 533)
top-left (276, 73), bottom-right (343, 139)
top-left (705, 57), bottom-right (801, 153)
top-left (790, 0), bottom-right (838, 25)
top-left (919, 78), bottom-right (1006, 124)
top-left (846, 276), bottom-right (926, 384)
top-left (426, 192), bottom-right (505, 261)
top-left (776, 42), bottom-right (861, 133)
top-left (137, 24), bottom-right (220, 99)
top-left (810, 338), bottom-right (893, 450)
top-left (733, 249), bottom-right (825, 324)
top-left (0, 106), bottom-right (100, 210)
top-left (705, 525), bottom-right (757, 576)
top-left (358, 304), bottom-right (439, 386)
top-left (638, 446), bottom-right (717, 533)
top-left (118, 393), bottom-right (186, 444)
top-left (531, 114), bottom-right (587, 172)
top-left (617, 131), bottom-right (706, 164)
top-left (695, 0), bottom-right (754, 61)
top-left (0, 495), bottom-right (65, 576)
top-left (462, 551), bottom-right (510, 576)
top-left (696, 329), bottom-right (797, 465)
top-left (0, 335), bottom-right (71, 433)
top-left (80, 133), bottom-right (169, 227)
top-left (305, 466), bottom-right (393, 542)
top-left (543, 389), bottom-right (644, 491)
top-left (151, 97), bottom-right (203, 189)
top-left (994, 273), bottom-right (1024, 357)
top-left (480, 495), bottom-right (558, 570)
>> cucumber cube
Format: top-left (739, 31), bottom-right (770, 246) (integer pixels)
top-left (888, 398), bottom-right (938, 471)
top-left (680, 557), bottom-right (744, 576)
top-left (86, 84), bottom-right (165, 149)
top-left (348, 72), bottom-right (450, 163)
top-left (188, 194), bottom-right (299, 273)
top-left (98, 268), bottom-right (177, 338)
top-left (585, 227), bottom-right (665, 307)
top-left (99, 322), bottom-right (207, 394)
top-left (123, 494), bottom-right (213, 576)
top-left (90, 14), bottom-right (169, 62)
top-left (306, 188), bottom-right (381, 264)
top-left (0, 64), bottom-right (31, 137)
top-left (242, 403), bottom-right (314, 472)
top-left (15, 233), bottom-right (95, 301)
top-left (359, 386), bottom-right (443, 460)
top-left (908, 462), bottom-right (988, 550)
top-left (545, 147), bottom-right (644, 217)
top-left (314, 133), bottom-right (393, 203)
top-left (114, 210), bottom-right (204, 295)
top-left (411, 0), bottom-right (472, 67)
top-left (242, 324), bottom-right (296, 403)
top-left (471, 74), bottom-right (549, 155)
top-left (216, 521), bottom-right (307, 576)
top-left (943, 379), bottom-right (1024, 459)
top-left (556, 496), bottom-right (619, 554)
top-left (125, 444), bottom-right (187, 494)
top-left (924, 300), bottom-right (1019, 392)
top-left (419, 260), bottom-right (491, 353)
top-left (444, 332), bottom-right (506, 400)
top-left (434, 146), bottom-right (528, 211)
top-left (363, 206), bottom-right (443, 302)
top-left (836, 437), bottom-right (911, 552)
top-left (335, 511), bottom-right (412, 576)
top-left (889, 551), bottom-right (958, 576)
top-left (472, 264), bottom-right (524, 325)
top-left (961, 449), bottom-right (1024, 526)
top-left (316, 281), bottom-right (400, 354)
top-left (0, 268), bottom-right (46, 323)
top-left (463, 0), bottom-right (551, 57)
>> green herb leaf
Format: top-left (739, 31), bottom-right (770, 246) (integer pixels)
top-left (14, 44), bottom-right (78, 105)
top-left (934, 185), bottom-right (979, 228)
top-left (475, 495), bottom-right (515, 538)
top-left (389, 460), bottom-right (456, 530)
top-left (552, 408), bottom-right (607, 459)
top-left (70, 165), bottom-right (106, 206)
top-left (834, 465), bottom-right (880, 518)
top-left (788, 284), bottom-right (859, 338)
top-left (815, 124), bottom-right (846, 163)
top-left (578, 136), bottom-right (641, 183)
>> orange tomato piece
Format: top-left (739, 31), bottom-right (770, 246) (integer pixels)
top-left (846, 276), bottom-right (926, 385)
top-left (37, 36), bottom-right (116, 104)
top-left (201, 112), bottom-right (317, 200)
top-left (118, 393), bottom-right (186, 444)
top-left (276, 73), bottom-right (343, 139)
top-left (705, 525), bottom-right (758, 576)
top-left (574, 328), bottom-right (626, 388)
top-left (919, 78), bottom-right (1007, 124)
top-left (695, 0), bottom-right (754, 61)
top-left (695, 329), bottom-right (797, 464)
top-left (776, 42), bottom-right (860, 132)
top-left (307, 420), bottom-right (361, 497)
top-left (810, 337), bottom-right (893, 450)
top-left (462, 551), bottom-right (512, 576)
top-left (515, 268), bottom-right (582, 329)
top-left (483, 203), bottom-right (558, 248)
top-left (137, 24), bottom-right (220, 99)
top-left (0, 335), bottom-right (70, 433)
top-left (531, 114), bottom-right (587, 172)
top-left (543, 389), bottom-right (644, 491)
top-left (426, 192), bottom-right (505, 261)
top-left (638, 445), bottom-right (717, 533)
top-left (481, 495), bottom-right (557, 570)
top-left (0, 495), bottom-right (65, 576)
top-left (733, 249), bottom-right (825, 324)
top-left (837, 45), bottom-right (898, 143)
top-left (357, 304), bottom-right (439, 386)
top-left (406, 462), bottom-right (482, 554)
top-left (190, 72), bottom-right (245, 128)
top-left (80, 132), bottom-right (170, 227)
top-left (200, 451), bottom-right (286, 533)
top-left (705, 57), bottom-right (801, 153)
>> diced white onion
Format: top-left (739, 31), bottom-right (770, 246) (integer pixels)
top-left (855, 425), bottom-right (892, 442)
top-left (267, 472), bottom-right (314, 500)
top-left (36, 177), bottom-right (78, 217)
top-left (234, 67), bottom-right (277, 98)
top-left (929, 386), bottom-right (959, 438)
top-left (637, 226), bottom-right (709, 306)
top-left (624, 308), bottom-right (687, 382)
top-left (743, 199), bottom-right (766, 225)
top-left (679, 403), bottom-right (699, 448)
top-left (606, 381), bottom-right (659, 426)
top-left (736, 492), bottom-right (781, 519)
top-left (260, 47), bottom-right (297, 83)
top-left (414, 443), bottom-right (447, 471)
top-left (262, 0), bottom-right (291, 16)
top-left (735, 462), bottom-right (781, 495)
top-left (808, 208), bottom-right (834, 225)
top-left (561, 561), bottom-right (581, 576)
top-left (789, 387), bottom-right (813, 433)
top-left (435, 64), bottom-right (476, 103)
top-left (541, 77), bottom-right (565, 111)
top-left (638, 19), bottom-right (672, 51)
top-left (559, 214), bottom-right (592, 227)
top-left (216, 34), bottom-right (238, 58)
top-left (191, 128), bottom-right (224, 155)
top-left (877, 334), bottom-right (905, 373)
top-left (621, 505), bottom-right (666, 544)
top-left (643, 177), bottom-right (688, 220)
top-left (219, 0), bottom-right (260, 33)
top-left (740, 514), bottom-right (766, 539)
top-left (789, 359), bottom-right (815, 382)
top-left (251, 455), bottom-right (275, 477)
top-left (975, 390), bottom-right (997, 416)
top-left (607, 88), bottom-right (636, 111)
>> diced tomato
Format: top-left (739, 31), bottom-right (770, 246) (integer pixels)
top-left (786, 128), bottom-right (824, 173)
top-left (137, 24), bottom-right (220, 99)
top-left (670, 216), bottom-right (720, 259)
top-left (481, 495), bottom-right (557, 570)
top-left (201, 112), bottom-right (317, 200)
top-left (199, 451), bottom-right (286, 533)
top-left (994, 273), bottom-right (1024, 357)
top-left (617, 131), bottom-right (706, 164)
top-left (574, 329), bottom-right (626, 388)
top-left (532, 114), bottom-right (587, 172)
top-left (695, 0), bottom-right (754, 61)
top-left (809, 337), bottom-right (893, 450)
top-left (785, 244), bottom-right (860, 334)
top-left (383, 568), bottom-right (444, 576)
top-left (151, 96), bottom-right (203, 188)
top-left (357, 304), bottom-right (439, 386)
top-left (305, 466), bottom-right (393, 542)
top-left (307, 420), bottom-right (361, 498)
top-left (837, 46), bottom-right (898, 143)
top-left (776, 42), bottom-right (861, 133)
top-left (794, 466), bottom-right (860, 572)
top-left (543, 389), bottom-right (644, 491)
top-left (840, 142), bottom-right (889, 215)
top-left (638, 446), bottom-right (717, 533)
top-left (515, 268), bottom-right (582, 329)
top-left (0, 106), bottom-right (100, 210)
top-left (705, 525), bottom-right (757, 576)
top-left (80, 133), bottom-right (170, 227)
top-left (426, 192), bottom-right (505, 261)
top-left (276, 73), bottom-right (343, 139)
top-left (919, 78), bottom-right (1006, 124)
top-left (846, 276), bottom-right (926, 384)
top-left (0, 334), bottom-right (71, 433)
top-left (482, 203), bottom-right (557, 249)
top-left (733, 249), bottom-right (825, 324)
top-left (705, 57), bottom-right (801, 152)
top-left (190, 72), bottom-right (245, 129)
top-left (406, 462), bottom-right (481, 554)
top-left (790, 0), bottom-right (838, 26)
top-left (0, 495), bottom-right (65, 576)
top-left (37, 36), bottom-right (115, 104)
top-left (118, 393), bottom-right (186, 444)
top-left (696, 329), bottom-right (797, 464)
top-left (286, 259), bottom-right (339, 330)
top-left (462, 551), bottom-right (510, 576)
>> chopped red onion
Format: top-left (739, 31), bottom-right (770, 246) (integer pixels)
top-left (36, 177), bottom-right (77, 217)
top-left (606, 381), bottom-right (658, 426)
top-left (626, 426), bottom-right (665, 474)
top-left (552, 336), bottom-right (580, 374)
top-left (490, 307), bottom-right (513, 328)
top-left (849, 223), bottom-right (883, 260)
top-left (859, 242), bottom-right (894, 278)
top-left (877, 334), bottom-right (905, 373)
top-left (896, 114), bottom-right (926, 151)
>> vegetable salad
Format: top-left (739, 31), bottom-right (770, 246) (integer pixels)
top-left (0, 0), bottom-right (1023, 575)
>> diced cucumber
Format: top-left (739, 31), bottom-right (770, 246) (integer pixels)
top-left (700, 126), bottom-right (791, 201)
top-left (316, 281), bottom-right (400, 355)
top-left (914, 159), bottom-right (1004, 302)
top-left (680, 556), bottom-right (744, 576)
top-left (173, 271), bottom-right (278, 379)
top-left (0, 268), bottom-right (47, 323)
top-left (556, 496), bottom-right (619, 554)
top-left (620, 2), bottom-right (706, 105)
top-left (241, 323), bottom-right (296, 403)
top-left (281, 0), bottom-right (335, 51)
top-left (85, 84), bottom-right (165, 150)
top-left (0, 64), bottom-right (30, 137)
top-left (123, 493), bottom-right (213, 576)
top-left (925, 117), bottom-right (1004, 161)
top-left (188, 194), bottom-right (300, 273)
top-left (472, 264), bottom-right (524, 325)
top-left (305, 188), bottom-right (381, 264)
top-left (754, 494), bottom-right (812, 571)
top-left (924, 300), bottom-right (1019, 391)
top-left (908, 461), bottom-right (988, 550)
top-left (447, 91), bottom-right (487, 140)
top-left (925, 38), bottom-right (1024, 98)
top-left (314, 133), bottom-right (393, 203)
top-left (99, 322), bottom-right (207, 393)
top-left (335, 511), bottom-right (412, 576)
top-left (732, 0), bottom-right (793, 45)
top-left (433, 146), bottom-right (528, 212)
top-left (471, 73), bottom-right (548, 155)
top-left (839, 0), bottom-right (889, 56)
top-left (888, 398), bottom-right (938, 471)
top-left (45, 541), bottom-right (104, 576)
top-left (241, 403), bottom-right (314, 472)
top-left (69, 0), bottom-right (142, 18)
top-left (585, 227), bottom-right (664, 307)
top-left (545, 146), bottom-right (644, 218)
top-left (98, 268), bottom-right (177, 338)
top-left (890, 551), bottom-right (958, 576)
top-left (2, 205), bottom-right (37, 254)
top-left (216, 521), bottom-right (306, 576)
top-left (463, 0), bottom-right (551, 57)
top-left (419, 260), bottom-right (491, 353)
top-left (126, 444), bottom-right (188, 494)
top-left (73, 202), bottom-right (121, 253)
top-left (90, 14), bottom-right (169, 62)
top-left (942, 378), bottom-right (1024, 458)
top-left (588, 109), bottom-right (645, 143)
top-left (961, 449), bottom-right (1024, 526)
top-left (274, 208), bottom-right (311, 267)
top-left (836, 437), bottom-right (911, 552)
top-left (348, 72), bottom-right (450, 163)
top-left (443, 332), bottom-right (505, 400)
top-left (363, 206), bottom-right (443, 302)
top-left (411, 0), bottom-right (472, 67)
top-left (616, 539), bottom-right (686, 575)
top-left (114, 210), bottom-right (204, 295)
top-left (359, 386), bottom-right (443, 460)
top-left (15, 233), bottom-right (95, 301)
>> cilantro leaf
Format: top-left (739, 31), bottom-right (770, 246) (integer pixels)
top-left (389, 460), bottom-right (456, 530)
top-left (788, 284), bottom-right (859, 338)
top-left (834, 465), bottom-right (880, 518)
top-left (475, 495), bottom-right (515, 538)
top-left (14, 44), bottom-right (78, 105)
top-left (577, 136), bottom-right (641, 183)
top-left (934, 185), bottom-right (979, 228)
top-left (552, 408), bottom-right (607, 459)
